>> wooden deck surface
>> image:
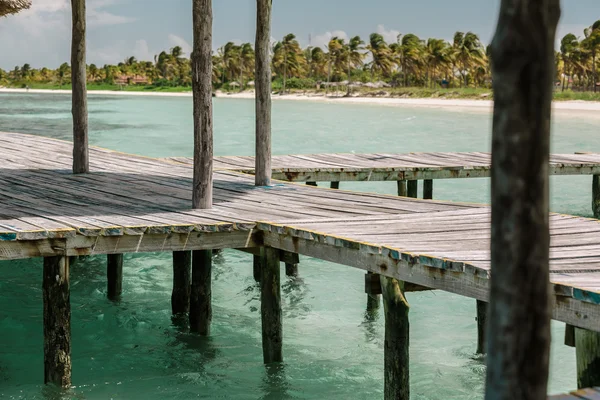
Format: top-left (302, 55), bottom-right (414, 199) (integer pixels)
top-left (165, 152), bottom-right (600, 181)
top-left (549, 387), bottom-right (600, 399)
top-left (2, 131), bottom-right (600, 331)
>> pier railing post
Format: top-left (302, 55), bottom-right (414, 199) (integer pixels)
top-left (261, 246), bottom-right (282, 363)
top-left (172, 251), bottom-right (191, 315)
top-left (190, 249), bottom-right (212, 335)
top-left (593, 175), bottom-right (600, 218)
top-left (43, 255), bottom-right (71, 387)
top-left (575, 328), bottom-right (600, 389)
top-left (107, 253), bottom-right (123, 301)
top-left (380, 276), bottom-right (409, 400)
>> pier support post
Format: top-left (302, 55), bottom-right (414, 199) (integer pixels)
top-left (365, 271), bottom-right (381, 310)
top-left (423, 179), bottom-right (433, 200)
top-left (330, 181), bottom-right (340, 189)
top-left (593, 175), bottom-right (600, 219)
top-left (575, 328), bottom-right (600, 388)
top-left (306, 182), bottom-right (317, 187)
top-left (107, 254), bottom-right (123, 301)
top-left (565, 324), bottom-right (576, 347)
top-left (172, 251), bottom-right (191, 315)
top-left (253, 254), bottom-right (262, 282)
top-left (261, 247), bottom-right (282, 363)
top-left (476, 300), bottom-right (487, 354)
top-left (380, 276), bottom-right (409, 400)
top-left (407, 181), bottom-right (418, 198)
top-left (397, 180), bottom-right (407, 197)
top-left (43, 256), bottom-right (71, 387)
top-left (190, 249), bottom-right (212, 335)
top-left (285, 262), bottom-right (298, 277)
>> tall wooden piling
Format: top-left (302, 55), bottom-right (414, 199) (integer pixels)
top-left (261, 247), bottom-right (282, 363)
top-left (407, 181), bottom-right (418, 198)
top-left (365, 271), bottom-right (381, 310)
top-left (107, 254), bottom-right (123, 301)
top-left (43, 256), bottom-right (71, 387)
top-left (190, 250), bottom-right (212, 335)
top-left (253, 254), bottom-right (262, 282)
top-left (285, 262), bottom-right (298, 277)
top-left (485, 0), bottom-right (560, 398)
top-left (423, 179), bottom-right (433, 200)
top-left (172, 251), bottom-right (191, 315)
top-left (190, 0), bottom-right (214, 334)
top-left (380, 276), bottom-right (409, 400)
top-left (397, 180), bottom-right (407, 196)
top-left (575, 328), bottom-right (600, 389)
top-left (255, 0), bottom-right (273, 186)
top-left (71, 0), bottom-right (88, 174)
top-left (476, 300), bottom-right (487, 354)
top-left (593, 175), bottom-right (600, 218)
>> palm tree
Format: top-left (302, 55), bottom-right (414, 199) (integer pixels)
top-left (273, 33), bottom-right (304, 93)
top-left (398, 34), bottom-right (424, 87)
top-left (239, 42), bottom-right (254, 89)
top-left (57, 62), bottom-right (70, 87)
top-left (453, 31), bottom-right (486, 87)
top-left (88, 64), bottom-right (99, 82)
top-left (309, 47), bottom-right (328, 80)
top-left (583, 21), bottom-right (600, 92)
top-left (366, 33), bottom-right (394, 79)
top-left (424, 39), bottom-right (450, 87)
top-left (560, 33), bottom-right (579, 91)
top-left (21, 63), bottom-right (31, 79)
top-left (346, 36), bottom-right (365, 94)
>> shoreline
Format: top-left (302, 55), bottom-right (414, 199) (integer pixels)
top-left (2, 87), bottom-right (600, 112)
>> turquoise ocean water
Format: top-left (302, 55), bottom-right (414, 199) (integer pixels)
top-left (1, 93), bottom-right (600, 399)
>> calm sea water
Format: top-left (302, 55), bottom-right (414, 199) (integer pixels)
top-left (1, 93), bottom-right (599, 399)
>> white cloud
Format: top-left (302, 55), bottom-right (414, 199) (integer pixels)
top-left (376, 24), bottom-right (402, 45)
top-left (311, 30), bottom-right (349, 50)
top-left (168, 34), bottom-right (192, 57)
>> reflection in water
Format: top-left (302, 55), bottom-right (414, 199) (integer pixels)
top-left (361, 295), bottom-right (381, 343)
top-left (282, 275), bottom-right (311, 319)
top-left (260, 363), bottom-right (293, 400)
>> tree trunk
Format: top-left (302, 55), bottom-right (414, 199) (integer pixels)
top-left (191, 0), bottom-right (213, 209)
top-left (485, 1), bottom-right (560, 400)
top-left (283, 50), bottom-right (287, 94)
top-left (594, 51), bottom-right (597, 93)
top-left (347, 60), bottom-right (351, 96)
top-left (71, 0), bottom-right (88, 174)
top-left (255, 0), bottom-right (273, 187)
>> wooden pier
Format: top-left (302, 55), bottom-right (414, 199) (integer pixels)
top-left (2, 130), bottom-right (600, 394)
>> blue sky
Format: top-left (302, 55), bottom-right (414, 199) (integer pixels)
top-left (1, 0), bottom-right (599, 69)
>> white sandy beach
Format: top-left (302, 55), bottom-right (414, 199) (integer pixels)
top-left (2, 87), bottom-right (600, 113)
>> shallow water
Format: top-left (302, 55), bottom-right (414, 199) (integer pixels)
top-left (1, 93), bottom-right (599, 399)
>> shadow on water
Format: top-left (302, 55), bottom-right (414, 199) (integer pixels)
top-left (259, 363), bottom-right (294, 400)
top-left (282, 275), bottom-right (311, 318)
top-left (361, 295), bottom-right (381, 343)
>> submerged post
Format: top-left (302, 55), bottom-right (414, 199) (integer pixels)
top-left (397, 180), bottom-right (407, 196)
top-left (476, 300), bottom-right (487, 354)
top-left (172, 251), bottom-right (191, 315)
top-left (407, 181), bottom-right (418, 198)
top-left (485, 1), bottom-right (560, 399)
top-left (423, 179), bottom-right (433, 200)
top-left (43, 256), bottom-right (71, 387)
top-left (255, 0), bottom-right (273, 186)
top-left (365, 271), bottom-right (381, 310)
top-left (593, 175), bottom-right (600, 218)
top-left (575, 328), bottom-right (600, 389)
top-left (261, 247), bottom-right (283, 363)
top-left (189, 0), bottom-right (214, 335)
top-left (330, 181), bottom-right (340, 189)
top-left (71, 0), bottom-right (88, 173)
top-left (380, 276), bottom-right (409, 400)
top-left (253, 254), bottom-right (262, 282)
top-left (107, 254), bottom-right (123, 301)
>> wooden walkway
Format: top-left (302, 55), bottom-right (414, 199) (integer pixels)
top-left (165, 152), bottom-right (600, 182)
top-left (1, 131), bottom-right (600, 332)
top-left (550, 387), bottom-right (600, 399)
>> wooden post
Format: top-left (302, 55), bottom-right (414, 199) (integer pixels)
top-left (285, 263), bottom-right (298, 277)
top-left (172, 251), bottom-right (191, 315)
top-left (190, 0), bottom-right (214, 334)
top-left (255, 0), bottom-right (272, 186)
top-left (253, 254), bottom-right (262, 282)
top-left (306, 182), bottom-right (317, 186)
top-left (593, 175), bottom-right (600, 218)
top-left (380, 276), bottom-right (409, 400)
top-left (190, 249), bottom-right (212, 335)
top-left (43, 256), bottom-right (71, 387)
top-left (565, 324), bottom-right (576, 347)
top-left (476, 300), bottom-right (487, 354)
top-left (365, 271), bottom-right (381, 310)
top-left (407, 181), bottom-right (418, 198)
top-left (71, 0), bottom-right (88, 174)
top-left (107, 253), bottom-right (123, 301)
top-left (261, 247), bottom-right (282, 363)
top-left (397, 180), bottom-right (407, 197)
top-left (575, 328), bottom-right (600, 389)
top-left (330, 181), bottom-right (340, 189)
top-left (423, 179), bottom-right (433, 200)
top-left (485, 1), bottom-right (560, 399)
top-left (191, 0), bottom-right (213, 209)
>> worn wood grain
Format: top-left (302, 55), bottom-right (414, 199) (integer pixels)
top-left (255, 0), bottom-right (272, 186)
top-left (485, 1), bottom-right (561, 400)
top-left (576, 328), bottom-right (600, 389)
top-left (261, 246), bottom-right (282, 363)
